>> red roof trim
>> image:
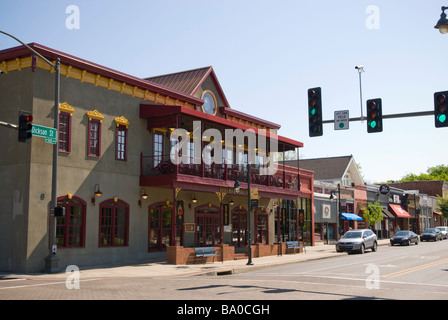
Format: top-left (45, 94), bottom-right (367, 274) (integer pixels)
top-left (140, 103), bottom-right (303, 148)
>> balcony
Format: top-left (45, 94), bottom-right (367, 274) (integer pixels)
top-left (140, 153), bottom-right (302, 194)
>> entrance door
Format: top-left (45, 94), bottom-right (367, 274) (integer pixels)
top-left (232, 207), bottom-right (247, 248)
top-left (195, 204), bottom-right (221, 246)
top-left (149, 203), bottom-right (172, 251)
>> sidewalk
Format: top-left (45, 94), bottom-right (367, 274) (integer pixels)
top-left (1, 239), bottom-right (391, 280)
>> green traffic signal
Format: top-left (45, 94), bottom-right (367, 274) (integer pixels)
top-left (434, 91), bottom-right (448, 128)
top-left (308, 87), bottom-right (322, 137)
top-left (366, 98), bottom-right (382, 133)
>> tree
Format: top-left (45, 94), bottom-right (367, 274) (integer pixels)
top-left (436, 196), bottom-right (448, 220)
top-left (399, 164), bottom-right (448, 182)
top-left (363, 202), bottom-right (383, 228)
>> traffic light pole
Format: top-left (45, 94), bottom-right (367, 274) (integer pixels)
top-left (0, 30), bottom-right (60, 273)
top-left (322, 110), bottom-right (434, 124)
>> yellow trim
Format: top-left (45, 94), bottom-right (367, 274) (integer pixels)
top-left (114, 116), bottom-right (130, 128)
top-left (201, 90), bottom-right (217, 116)
top-left (86, 110), bottom-right (105, 122)
top-left (0, 56), bottom-right (196, 109)
top-left (59, 102), bottom-right (75, 115)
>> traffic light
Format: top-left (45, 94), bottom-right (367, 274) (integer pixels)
top-left (308, 87), bottom-right (323, 137)
top-left (434, 91), bottom-right (448, 128)
top-left (18, 110), bottom-right (33, 143)
top-left (366, 98), bottom-right (383, 133)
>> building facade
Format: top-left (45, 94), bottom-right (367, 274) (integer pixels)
top-left (0, 44), bottom-right (313, 273)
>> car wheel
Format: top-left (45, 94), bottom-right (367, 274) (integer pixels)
top-left (359, 244), bottom-right (365, 254)
top-left (415, 239), bottom-right (419, 245)
top-left (372, 241), bottom-right (377, 252)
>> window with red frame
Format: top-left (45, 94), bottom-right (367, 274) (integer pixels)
top-left (58, 112), bottom-right (71, 153)
top-left (55, 196), bottom-right (86, 248)
top-left (88, 119), bottom-right (101, 157)
top-left (116, 125), bottom-right (127, 161)
top-left (99, 199), bottom-right (129, 247)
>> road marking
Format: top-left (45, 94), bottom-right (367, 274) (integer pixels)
top-left (382, 258), bottom-right (448, 278)
top-left (0, 278), bottom-right (101, 290)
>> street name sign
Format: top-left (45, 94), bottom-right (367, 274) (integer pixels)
top-left (32, 124), bottom-right (57, 144)
top-left (334, 110), bottom-right (349, 130)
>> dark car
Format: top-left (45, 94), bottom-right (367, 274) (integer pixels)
top-left (390, 230), bottom-right (419, 246)
top-left (335, 229), bottom-right (378, 254)
top-left (420, 228), bottom-right (443, 242)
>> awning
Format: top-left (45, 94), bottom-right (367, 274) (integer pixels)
top-left (434, 211), bottom-right (442, 215)
top-left (389, 204), bottom-right (411, 218)
top-left (341, 213), bottom-right (363, 221)
top-left (382, 209), bottom-right (395, 219)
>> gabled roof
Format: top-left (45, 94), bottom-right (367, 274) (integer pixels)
top-left (146, 66), bottom-right (212, 96)
top-left (285, 155), bottom-right (363, 183)
top-left (146, 66), bottom-right (231, 109)
top-left (146, 66), bottom-right (281, 130)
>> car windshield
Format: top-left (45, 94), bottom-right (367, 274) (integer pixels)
top-left (424, 228), bottom-right (436, 233)
top-left (436, 227), bottom-right (446, 231)
top-left (342, 232), bottom-right (362, 239)
top-left (394, 231), bottom-right (410, 236)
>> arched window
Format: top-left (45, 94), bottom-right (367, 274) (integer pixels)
top-left (99, 198), bottom-right (129, 247)
top-left (56, 195), bottom-right (86, 248)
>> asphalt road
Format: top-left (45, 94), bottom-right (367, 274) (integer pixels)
top-left (1, 239), bottom-right (448, 302)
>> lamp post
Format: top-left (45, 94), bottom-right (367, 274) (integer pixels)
top-left (0, 31), bottom-right (60, 273)
top-left (234, 163), bottom-right (254, 265)
top-left (435, 6), bottom-right (448, 34)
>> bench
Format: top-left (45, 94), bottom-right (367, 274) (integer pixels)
top-left (194, 247), bottom-right (222, 264)
top-left (286, 241), bottom-right (306, 254)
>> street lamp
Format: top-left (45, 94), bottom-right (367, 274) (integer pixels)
top-left (0, 30), bottom-right (60, 273)
top-left (435, 6), bottom-right (448, 34)
top-left (234, 164), bottom-right (253, 265)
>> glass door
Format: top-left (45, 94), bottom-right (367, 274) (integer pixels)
top-left (149, 203), bottom-right (172, 251)
top-left (232, 208), bottom-right (247, 248)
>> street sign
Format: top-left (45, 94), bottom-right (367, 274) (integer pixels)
top-left (334, 110), bottom-right (349, 130)
top-left (32, 124), bottom-right (57, 144)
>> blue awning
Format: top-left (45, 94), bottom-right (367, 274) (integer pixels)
top-left (341, 213), bottom-right (363, 221)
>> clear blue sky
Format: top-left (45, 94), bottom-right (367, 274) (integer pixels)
top-left (1, 0), bottom-right (447, 183)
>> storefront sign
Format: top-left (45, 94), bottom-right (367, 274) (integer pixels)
top-left (379, 184), bottom-right (390, 195)
top-left (322, 204), bottom-right (331, 219)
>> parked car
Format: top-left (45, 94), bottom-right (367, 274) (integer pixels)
top-left (390, 230), bottom-right (419, 246)
top-left (420, 228), bottom-right (443, 242)
top-left (436, 226), bottom-right (448, 239)
top-left (336, 229), bottom-right (378, 254)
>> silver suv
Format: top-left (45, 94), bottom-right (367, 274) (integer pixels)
top-left (336, 229), bottom-right (378, 254)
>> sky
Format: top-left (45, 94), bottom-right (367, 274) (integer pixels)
top-left (1, 0), bottom-right (447, 183)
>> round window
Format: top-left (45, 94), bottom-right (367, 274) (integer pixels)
top-left (201, 91), bottom-right (217, 115)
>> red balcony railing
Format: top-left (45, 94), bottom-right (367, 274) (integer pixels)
top-left (141, 153), bottom-right (300, 190)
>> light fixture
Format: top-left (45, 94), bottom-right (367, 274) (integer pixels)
top-left (141, 189), bottom-right (148, 200)
top-left (234, 179), bottom-right (241, 194)
top-left (94, 184), bottom-right (103, 197)
top-left (92, 184), bottom-right (103, 206)
top-left (192, 194), bottom-right (198, 203)
top-left (229, 198), bottom-right (234, 206)
top-left (435, 6), bottom-right (448, 34)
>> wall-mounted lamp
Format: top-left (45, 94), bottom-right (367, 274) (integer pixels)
top-left (229, 198), bottom-right (234, 206)
top-left (94, 184), bottom-right (103, 197)
top-left (192, 194), bottom-right (198, 203)
top-left (141, 189), bottom-right (148, 200)
top-left (92, 184), bottom-right (103, 205)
